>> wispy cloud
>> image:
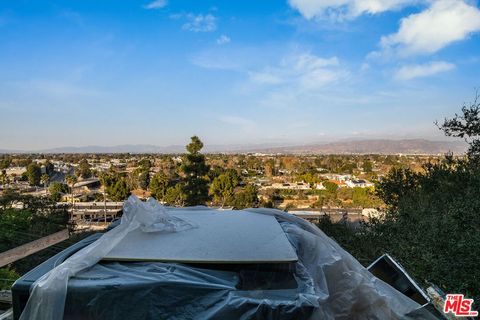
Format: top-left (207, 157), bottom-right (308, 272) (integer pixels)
top-left (182, 14), bottom-right (217, 32)
top-left (216, 35), bottom-right (231, 45)
top-left (192, 47), bottom-right (349, 109)
top-left (193, 48), bottom-right (347, 90)
top-left (376, 0), bottom-right (480, 57)
top-left (143, 0), bottom-right (168, 10)
top-left (395, 61), bottom-right (455, 80)
top-left (288, 0), bottom-right (421, 21)
top-left (249, 53), bottom-right (347, 90)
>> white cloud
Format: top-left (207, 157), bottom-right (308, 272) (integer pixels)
top-left (191, 48), bottom-right (349, 108)
top-left (216, 35), bottom-right (231, 45)
top-left (249, 53), bottom-right (346, 90)
top-left (380, 0), bottom-right (480, 56)
top-left (249, 72), bottom-right (284, 85)
top-left (182, 14), bottom-right (217, 32)
top-left (143, 0), bottom-right (167, 10)
top-left (395, 61), bottom-right (455, 80)
top-left (360, 62), bottom-right (371, 72)
top-left (288, 0), bottom-right (420, 20)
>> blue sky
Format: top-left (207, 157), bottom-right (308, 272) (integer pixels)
top-left (1, 0), bottom-right (480, 149)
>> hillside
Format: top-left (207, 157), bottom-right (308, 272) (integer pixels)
top-left (249, 139), bottom-right (467, 155)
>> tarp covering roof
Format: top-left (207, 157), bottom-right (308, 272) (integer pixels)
top-left (18, 196), bottom-right (438, 320)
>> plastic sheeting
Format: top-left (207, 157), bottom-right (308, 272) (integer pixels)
top-left (104, 208), bottom-right (298, 263)
top-left (20, 196), bottom-right (437, 319)
top-left (19, 196), bottom-right (196, 320)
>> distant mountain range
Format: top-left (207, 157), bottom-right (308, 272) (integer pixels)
top-left (248, 139), bottom-right (467, 155)
top-left (0, 139), bottom-right (467, 155)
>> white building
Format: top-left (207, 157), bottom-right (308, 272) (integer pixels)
top-left (345, 179), bottom-right (374, 188)
top-left (269, 182), bottom-right (311, 190)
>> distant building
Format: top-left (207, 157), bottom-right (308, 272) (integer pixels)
top-left (327, 180), bottom-right (348, 188)
top-left (269, 182), bottom-right (311, 190)
top-left (345, 179), bottom-right (374, 188)
top-left (321, 174), bottom-right (353, 182)
top-left (172, 156), bottom-right (183, 163)
top-left (315, 182), bottom-right (326, 190)
top-left (5, 166), bottom-right (26, 176)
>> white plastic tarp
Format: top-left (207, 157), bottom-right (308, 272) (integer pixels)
top-left (19, 196), bottom-right (436, 320)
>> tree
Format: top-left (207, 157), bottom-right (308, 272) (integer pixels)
top-left (264, 161), bottom-right (274, 177)
top-left (233, 184), bottom-right (259, 209)
top-left (99, 171), bottom-right (115, 193)
top-left (437, 92), bottom-right (480, 156)
top-left (344, 96), bottom-right (480, 304)
top-left (138, 171), bottom-right (150, 190)
top-left (26, 163), bottom-right (42, 186)
top-left (323, 181), bottom-right (338, 193)
top-left (0, 191), bottom-right (70, 275)
top-left (296, 172), bottom-right (316, 185)
top-left (313, 190), bottom-right (338, 208)
top-left (138, 158), bottom-right (152, 171)
top-left (336, 187), bottom-right (353, 203)
top-left (44, 161), bottom-right (55, 175)
top-left (109, 178), bottom-right (130, 201)
top-left (0, 169), bottom-right (9, 185)
top-left (150, 172), bottom-right (170, 201)
top-left (75, 159), bottom-right (92, 179)
top-left (372, 158), bottom-right (480, 303)
top-left (99, 171), bottom-right (130, 201)
top-left (0, 158), bottom-right (11, 170)
top-left (41, 173), bottom-right (50, 193)
top-left (363, 160), bottom-right (373, 173)
top-left (65, 174), bottom-right (77, 190)
top-left (352, 187), bottom-right (381, 208)
top-left (98, 171), bottom-right (114, 222)
top-left (164, 183), bottom-right (187, 206)
top-left (48, 182), bottom-right (69, 202)
top-left (65, 174), bottom-right (78, 208)
top-left (209, 170), bottom-right (238, 207)
top-left (0, 267), bottom-right (20, 290)
top-left (181, 136), bottom-right (210, 206)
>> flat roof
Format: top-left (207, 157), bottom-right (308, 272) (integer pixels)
top-left (104, 209), bottom-right (298, 264)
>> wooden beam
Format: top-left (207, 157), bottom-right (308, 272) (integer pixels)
top-left (0, 229), bottom-right (69, 268)
top-left (0, 308), bottom-right (13, 320)
top-left (0, 290), bottom-right (11, 304)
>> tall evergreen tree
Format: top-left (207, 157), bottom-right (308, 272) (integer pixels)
top-left (138, 171), bottom-right (150, 190)
top-left (150, 172), bottom-right (170, 201)
top-left (181, 136), bottom-right (210, 206)
top-left (209, 170), bottom-right (238, 207)
top-left (26, 163), bottom-right (42, 186)
top-left (76, 159), bottom-right (92, 179)
top-left (109, 178), bottom-right (130, 201)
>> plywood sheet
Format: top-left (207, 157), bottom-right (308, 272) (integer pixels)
top-left (103, 209), bottom-right (298, 263)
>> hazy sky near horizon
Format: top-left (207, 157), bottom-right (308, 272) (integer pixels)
top-left (1, 0), bottom-right (480, 150)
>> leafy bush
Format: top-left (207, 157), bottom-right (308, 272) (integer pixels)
top-left (0, 267), bottom-right (19, 290)
top-left (0, 191), bottom-right (71, 274)
top-left (319, 157), bottom-right (480, 305)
